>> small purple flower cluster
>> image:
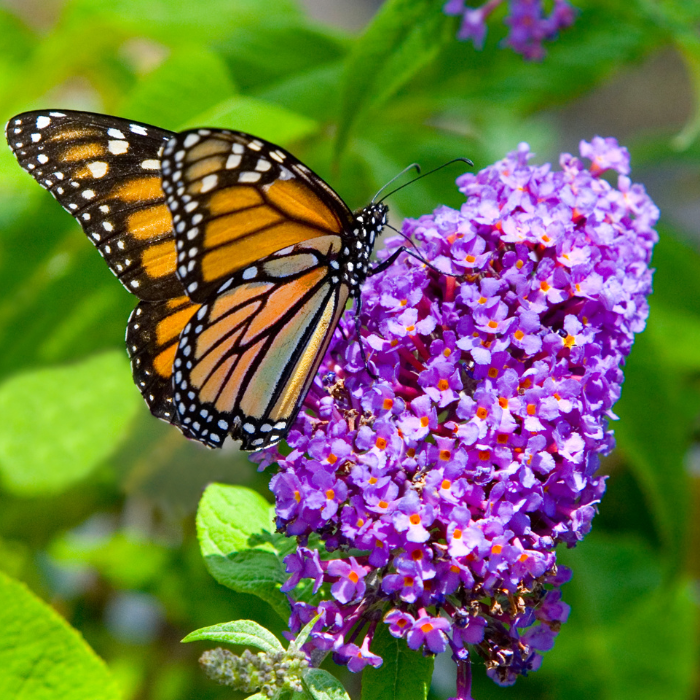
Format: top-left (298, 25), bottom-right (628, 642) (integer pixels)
top-left (444, 0), bottom-right (576, 60)
top-left (255, 137), bottom-right (658, 693)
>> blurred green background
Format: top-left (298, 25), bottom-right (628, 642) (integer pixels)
top-left (0, 0), bottom-right (699, 698)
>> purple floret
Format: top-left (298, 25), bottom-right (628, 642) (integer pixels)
top-left (444, 0), bottom-right (577, 60)
top-left (253, 137), bottom-right (658, 693)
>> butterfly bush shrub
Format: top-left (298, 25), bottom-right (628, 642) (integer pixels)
top-left (444, 0), bottom-right (577, 59)
top-left (253, 137), bottom-right (657, 696)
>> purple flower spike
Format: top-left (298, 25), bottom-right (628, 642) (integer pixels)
top-left (445, 0), bottom-right (577, 60)
top-left (265, 137), bottom-right (657, 695)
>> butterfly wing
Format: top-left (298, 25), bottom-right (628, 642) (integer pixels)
top-left (126, 295), bottom-right (201, 423)
top-left (159, 128), bottom-right (355, 302)
top-left (170, 236), bottom-right (349, 449)
top-left (6, 110), bottom-right (183, 301)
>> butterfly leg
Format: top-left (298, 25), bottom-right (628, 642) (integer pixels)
top-left (368, 246), bottom-right (454, 278)
top-left (353, 295), bottom-right (379, 380)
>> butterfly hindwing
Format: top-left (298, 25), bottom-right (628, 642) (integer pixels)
top-left (6, 110), bottom-right (183, 301)
top-left (126, 295), bottom-right (202, 422)
top-left (171, 236), bottom-right (349, 449)
top-left (160, 128), bottom-right (355, 302)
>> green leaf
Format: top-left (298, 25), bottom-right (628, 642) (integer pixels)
top-left (121, 46), bottom-right (237, 130)
top-left (0, 351), bottom-right (140, 496)
top-left (0, 570), bottom-right (120, 700)
top-left (537, 534), bottom-right (700, 700)
top-left (180, 95), bottom-right (318, 147)
top-left (335, 0), bottom-right (451, 160)
top-left (50, 530), bottom-right (171, 589)
top-left (289, 614), bottom-right (320, 653)
top-left (360, 622), bottom-right (434, 700)
top-left (197, 484), bottom-right (289, 619)
top-left (303, 669), bottom-right (351, 700)
top-left (182, 619), bottom-right (283, 654)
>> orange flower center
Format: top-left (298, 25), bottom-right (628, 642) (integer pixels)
top-left (540, 280), bottom-right (551, 292)
top-left (499, 397), bottom-right (509, 409)
top-left (411, 549), bottom-right (423, 561)
top-left (516, 260), bottom-right (524, 269)
top-left (453, 528), bottom-right (462, 540)
top-left (357, 518), bottom-right (365, 527)
top-left (441, 479), bottom-right (451, 490)
top-left (383, 398), bottom-right (394, 410)
top-left (349, 571), bottom-right (359, 583)
top-left (378, 500), bottom-right (388, 509)
top-left (518, 553), bottom-right (529, 563)
top-left (369, 476), bottom-right (378, 485)
top-left (497, 433), bottom-right (509, 444)
top-left (407, 448), bottom-right (416, 458)
top-left (420, 416), bottom-right (429, 428)
top-left (375, 437), bottom-right (387, 449)
top-left (476, 407), bottom-right (488, 420)
top-left (439, 450), bottom-right (451, 461)
top-left (488, 367), bottom-right (498, 378)
top-left (492, 544), bottom-right (503, 554)
top-left (294, 490), bottom-right (301, 503)
top-left (478, 296), bottom-right (487, 304)
top-left (406, 324), bottom-right (415, 332)
top-left (437, 379), bottom-right (449, 391)
top-left (400, 299), bottom-right (408, 306)
top-left (409, 513), bottom-right (421, 525)
top-left (487, 320), bottom-right (498, 329)
top-left (514, 329), bottom-right (525, 340)
top-left (326, 489), bottom-right (335, 500)
top-left (443, 347), bottom-right (452, 357)
top-left (527, 403), bottom-right (537, 416)
top-left (466, 254), bottom-right (476, 263)
top-left (478, 450), bottom-right (490, 461)
top-left (421, 623), bottom-right (434, 633)
top-left (327, 453), bottom-right (338, 464)
top-left (404, 576), bottom-right (414, 586)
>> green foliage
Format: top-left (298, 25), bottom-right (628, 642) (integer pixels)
top-left (303, 668), bottom-right (352, 700)
top-left (360, 623), bottom-right (434, 700)
top-left (0, 352), bottom-right (139, 496)
top-left (197, 484), bottom-right (289, 620)
top-left (183, 619), bottom-right (284, 653)
top-left (0, 570), bottom-right (120, 700)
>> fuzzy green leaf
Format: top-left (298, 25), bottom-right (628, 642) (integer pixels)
top-left (303, 669), bottom-right (351, 700)
top-left (0, 351), bottom-right (139, 495)
top-left (197, 484), bottom-right (289, 619)
top-left (0, 571), bottom-right (120, 700)
top-left (182, 619), bottom-right (283, 653)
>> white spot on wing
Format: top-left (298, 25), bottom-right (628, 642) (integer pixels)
top-left (82, 189), bottom-right (95, 199)
top-left (141, 159), bottom-right (160, 170)
top-left (107, 128), bottom-right (125, 139)
top-left (36, 116), bottom-right (51, 129)
top-left (183, 133), bottom-right (200, 148)
top-left (200, 174), bottom-right (218, 192)
top-left (225, 154), bottom-right (241, 169)
top-left (87, 161), bottom-right (108, 178)
top-left (130, 124), bottom-right (148, 135)
top-left (238, 171), bottom-right (260, 183)
top-left (108, 140), bottom-right (129, 155)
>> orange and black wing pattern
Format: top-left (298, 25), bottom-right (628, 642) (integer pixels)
top-left (159, 128), bottom-right (354, 302)
top-left (126, 295), bottom-right (201, 423)
top-left (6, 110), bottom-right (182, 301)
top-left (171, 236), bottom-right (349, 449)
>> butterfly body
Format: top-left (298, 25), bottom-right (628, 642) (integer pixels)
top-left (6, 110), bottom-right (388, 451)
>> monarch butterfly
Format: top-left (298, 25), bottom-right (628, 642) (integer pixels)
top-left (6, 109), bottom-right (406, 451)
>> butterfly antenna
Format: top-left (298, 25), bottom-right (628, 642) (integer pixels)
top-left (371, 163), bottom-right (421, 203)
top-left (377, 157), bottom-right (474, 204)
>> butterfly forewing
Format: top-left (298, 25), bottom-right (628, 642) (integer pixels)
top-left (6, 110), bottom-right (183, 301)
top-left (159, 128), bottom-right (354, 302)
top-left (171, 237), bottom-right (349, 449)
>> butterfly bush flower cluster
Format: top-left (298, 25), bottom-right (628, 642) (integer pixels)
top-left (444, 0), bottom-right (576, 60)
top-left (254, 137), bottom-right (657, 694)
